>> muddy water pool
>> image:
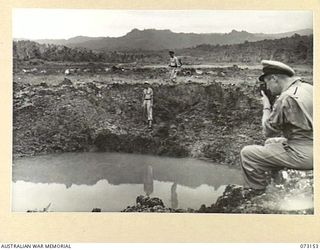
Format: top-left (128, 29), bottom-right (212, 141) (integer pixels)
top-left (12, 152), bottom-right (243, 212)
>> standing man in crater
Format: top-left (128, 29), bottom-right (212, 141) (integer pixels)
top-left (142, 81), bottom-right (153, 129)
top-left (168, 50), bottom-right (182, 83)
top-left (240, 60), bottom-right (313, 193)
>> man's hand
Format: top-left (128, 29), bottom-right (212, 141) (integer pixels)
top-left (261, 90), bottom-right (271, 109)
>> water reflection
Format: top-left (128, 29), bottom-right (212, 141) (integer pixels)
top-left (66, 181), bottom-right (72, 189)
top-left (143, 165), bottom-right (154, 196)
top-left (13, 152), bottom-right (242, 188)
top-left (171, 182), bottom-right (178, 209)
top-left (12, 179), bottom-right (227, 212)
top-left (12, 152), bottom-right (243, 212)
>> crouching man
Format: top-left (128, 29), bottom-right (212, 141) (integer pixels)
top-left (240, 60), bottom-right (313, 191)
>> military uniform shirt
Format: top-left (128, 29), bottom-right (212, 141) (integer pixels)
top-left (265, 82), bottom-right (313, 141)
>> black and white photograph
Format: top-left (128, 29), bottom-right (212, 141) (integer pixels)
top-left (12, 9), bottom-right (313, 214)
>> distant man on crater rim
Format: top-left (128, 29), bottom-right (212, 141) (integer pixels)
top-left (168, 50), bottom-right (182, 83)
top-left (240, 60), bottom-right (313, 192)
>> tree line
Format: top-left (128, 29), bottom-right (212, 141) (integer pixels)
top-left (13, 34), bottom-right (313, 64)
top-left (183, 34), bottom-right (313, 64)
top-left (13, 40), bottom-right (161, 63)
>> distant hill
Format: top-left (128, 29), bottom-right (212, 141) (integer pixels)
top-left (13, 34), bottom-right (313, 65)
top-left (35, 36), bottom-right (105, 46)
top-left (31, 28), bottom-right (313, 51)
top-left (13, 40), bottom-right (103, 62)
top-left (179, 34), bottom-right (313, 64)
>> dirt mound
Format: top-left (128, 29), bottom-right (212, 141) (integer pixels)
top-left (122, 195), bottom-right (194, 213)
top-left (198, 170), bottom-right (314, 214)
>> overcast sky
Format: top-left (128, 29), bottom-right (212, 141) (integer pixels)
top-left (13, 9), bottom-right (313, 39)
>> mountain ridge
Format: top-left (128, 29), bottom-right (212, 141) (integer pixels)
top-left (16, 28), bottom-right (313, 52)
